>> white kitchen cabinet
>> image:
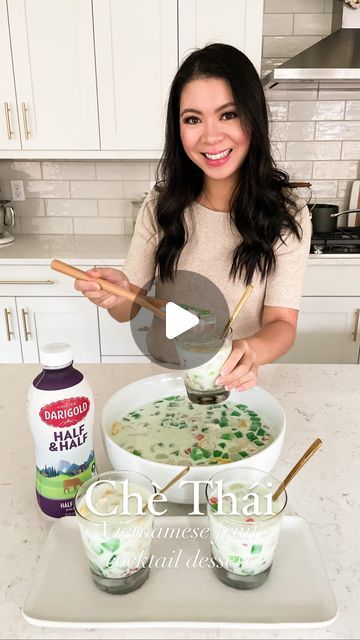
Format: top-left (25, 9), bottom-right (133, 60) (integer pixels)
top-left (16, 296), bottom-right (100, 363)
top-left (98, 307), bottom-right (151, 363)
top-left (0, 264), bottom-right (100, 363)
top-left (178, 0), bottom-right (263, 72)
top-left (0, 297), bottom-right (22, 362)
top-left (0, 0), bottom-right (21, 150)
top-left (278, 297), bottom-right (360, 364)
top-left (3, 0), bottom-right (99, 151)
top-left (93, 0), bottom-right (178, 153)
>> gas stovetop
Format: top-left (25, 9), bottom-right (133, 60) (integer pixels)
top-left (310, 227), bottom-right (360, 254)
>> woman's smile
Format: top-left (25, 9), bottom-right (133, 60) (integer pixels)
top-left (202, 148), bottom-right (233, 166)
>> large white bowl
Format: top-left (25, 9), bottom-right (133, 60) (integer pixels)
top-left (101, 373), bottom-right (286, 504)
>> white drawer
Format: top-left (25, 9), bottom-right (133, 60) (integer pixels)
top-left (303, 264), bottom-right (360, 296)
top-left (0, 265), bottom-right (94, 296)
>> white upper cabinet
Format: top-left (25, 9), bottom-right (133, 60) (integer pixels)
top-left (0, 0), bottom-right (264, 157)
top-left (6, 0), bottom-right (99, 150)
top-left (178, 0), bottom-right (263, 74)
top-left (93, 0), bottom-right (178, 153)
top-left (0, 0), bottom-right (21, 150)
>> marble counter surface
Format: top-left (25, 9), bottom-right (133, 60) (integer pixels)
top-left (1, 363), bottom-right (360, 639)
top-left (0, 233), bottom-right (360, 265)
top-left (0, 234), bottom-right (132, 264)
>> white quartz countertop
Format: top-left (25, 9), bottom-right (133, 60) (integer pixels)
top-left (0, 234), bottom-right (132, 264)
top-left (1, 362), bottom-right (360, 639)
top-left (1, 234), bottom-right (360, 265)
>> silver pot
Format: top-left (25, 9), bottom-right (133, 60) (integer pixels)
top-left (310, 204), bottom-right (360, 233)
top-left (0, 200), bottom-right (15, 236)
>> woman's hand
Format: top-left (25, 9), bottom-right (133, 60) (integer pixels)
top-left (74, 267), bottom-right (131, 309)
top-left (216, 339), bottom-right (258, 392)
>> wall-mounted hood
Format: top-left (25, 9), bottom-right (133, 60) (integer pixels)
top-left (262, 1), bottom-right (360, 89)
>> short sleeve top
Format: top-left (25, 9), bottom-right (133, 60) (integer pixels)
top-left (122, 190), bottom-right (311, 363)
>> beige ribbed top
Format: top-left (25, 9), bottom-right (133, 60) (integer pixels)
top-left (122, 191), bottom-right (312, 363)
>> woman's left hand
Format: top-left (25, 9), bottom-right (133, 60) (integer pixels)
top-left (216, 339), bottom-right (258, 392)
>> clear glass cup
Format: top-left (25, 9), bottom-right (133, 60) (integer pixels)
top-left (175, 329), bottom-right (232, 405)
top-left (75, 470), bottom-right (155, 594)
top-left (206, 467), bottom-right (287, 589)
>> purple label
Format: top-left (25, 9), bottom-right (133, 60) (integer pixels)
top-left (36, 491), bottom-right (76, 518)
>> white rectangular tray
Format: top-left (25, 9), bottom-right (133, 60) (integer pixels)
top-left (23, 515), bottom-right (337, 629)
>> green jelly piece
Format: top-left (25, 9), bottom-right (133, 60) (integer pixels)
top-left (222, 453), bottom-right (229, 459)
top-left (101, 538), bottom-right (120, 553)
top-left (90, 543), bottom-right (104, 556)
top-left (241, 568), bottom-right (255, 575)
top-left (200, 448), bottom-right (211, 458)
top-left (239, 451), bottom-right (250, 458)
top-left (254, 440), bottom-right (265, 446)
top-left (231, 410), bottom-right (241, 416)
top-left (219, 442), bottom-right (226, 449)
top-left (132, 450), bottom-right (142, 457)
top-left (212, 418), bottom-right (220, 424)
top-left (246, 432), bottom-right (257, 442)
top-left (107, 554), bottom-right (117, 568)
top-left (257, 427), bottom-right (266, 436)
top-left (211, 502), bottom-right (218, 511)
top-left (234, 431), bottom-right (243, 438)
top-left (164, 396), bottom-right (176, 401)
top-left (219, 418), bottom-right (229, 427)
top-left (236, 404), bottom-right (248, 410)
top-left (251, 544), bottom-right (262, 555)
top-left (228, 555), bottom-right (242, 566)
top-left (190, 447), bottom-right (203, 461)
top-left (249, 424), bottom-right (258, 432)
top-left (213, 450), bottom-right (223, 458)
top-left (122, 417), bottom-right (130, 422)
top-left (220, 433), bottom-right (233, 440)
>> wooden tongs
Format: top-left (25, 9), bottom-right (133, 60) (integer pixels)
top-left (50, 259), bottom-right (166, 319)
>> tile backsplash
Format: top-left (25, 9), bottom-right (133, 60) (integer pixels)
top-left (0, 0), bottom-right (359, 236)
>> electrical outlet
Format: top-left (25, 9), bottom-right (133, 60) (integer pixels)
top-left (10, 180), bottom-right (25, 201)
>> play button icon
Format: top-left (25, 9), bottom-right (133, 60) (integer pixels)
top-left (165, 302), bottom-right (199, 339)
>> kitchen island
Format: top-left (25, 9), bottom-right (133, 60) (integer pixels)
top-left (1, 363), bottom-right (359, 639)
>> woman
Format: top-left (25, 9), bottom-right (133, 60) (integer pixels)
top-left (75, 43), bottom-right (311, 391)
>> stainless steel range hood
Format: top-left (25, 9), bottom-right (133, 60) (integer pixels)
top-left (262, 1), bottom-right (360, 89)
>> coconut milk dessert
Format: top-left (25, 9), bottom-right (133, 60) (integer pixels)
top-left (75, 472), bottom-right (154, 594)
top-left (110, 396), bottom-right (273, 466)
top-left (175, 332), bottom-right (232, 404)
top-left (206, 468), bottom-right (287, 589)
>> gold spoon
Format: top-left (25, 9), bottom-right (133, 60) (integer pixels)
top-left (220, 284), bottom-right (254, 340)
top-left (273, 438), bottom-right (322, 501)
top-left (142, 466), bottom-right (190, 513)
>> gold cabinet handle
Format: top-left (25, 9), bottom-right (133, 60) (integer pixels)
top-left (4, 102), bottom-right (13, 139)
top-left (21, 102), bottom-right (30, 139)
top-left (4, 308), bottom-right (14, 341)
top-left (21, 308), bottom-right (31, 341)
top-left (353, 309), bottom-right (360, 343)
top-left (0, 280), bottom-right (54, 285)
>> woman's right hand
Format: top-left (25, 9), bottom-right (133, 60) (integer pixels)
top-left (74, 267), bottom-right (131, 309)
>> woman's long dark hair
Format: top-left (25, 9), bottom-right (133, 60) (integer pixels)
top-left (154, 43), bottom-right (303, 285)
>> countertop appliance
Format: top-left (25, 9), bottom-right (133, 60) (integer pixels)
top-left (0, 200), bottom-right (15, 246)
top-left (310, 227), bottom-right (360, 254)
